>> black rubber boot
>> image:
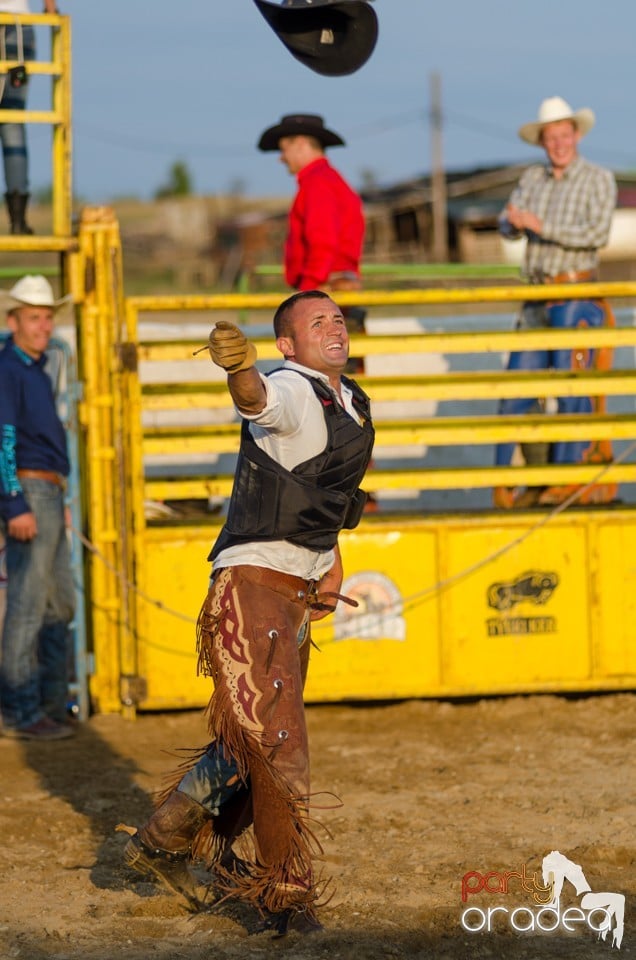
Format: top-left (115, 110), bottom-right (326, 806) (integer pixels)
top-left (4, 191), bottom-right (33, 235)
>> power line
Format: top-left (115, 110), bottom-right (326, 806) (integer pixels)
top-left (72, 111), bottom-right (426, 158)
top-left (73, 122), bottom-right (252, 158)
top-left (72, 113), bottom-right (636, 172)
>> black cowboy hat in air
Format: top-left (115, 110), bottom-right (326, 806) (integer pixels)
top-left (258, 113), bottom-right (345, 151)
top-left (252, 0), bottom-right (378, 77)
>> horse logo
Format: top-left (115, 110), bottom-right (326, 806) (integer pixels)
top-left (542, 850), bottom-right (625, 949)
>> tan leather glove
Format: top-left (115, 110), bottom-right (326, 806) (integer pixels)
top-left (208, 320), bottom-right (257, 373)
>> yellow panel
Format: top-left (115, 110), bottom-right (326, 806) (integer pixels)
top-left (134, 522), bottom-right (441, 708)
top-left (119, 512), bottom-right (636, 714)
top-left (439, 522), bottom-right (591, 691)
top-left (305, 526), bottom-right (440, 701)
top-left (136, 528), bottom-right (216, 710)
top-left (593, 520), bottom-right (636, 677)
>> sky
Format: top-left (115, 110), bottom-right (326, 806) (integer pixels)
top-left (25, 0), bottom-right (636, 202)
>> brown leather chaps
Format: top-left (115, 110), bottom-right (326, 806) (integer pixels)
top-left (195, 564), bottom-right (322, 914)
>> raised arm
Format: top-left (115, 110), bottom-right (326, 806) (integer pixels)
top-left (208, 320), bottom-right (266, 415)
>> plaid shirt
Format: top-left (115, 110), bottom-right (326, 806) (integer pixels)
top-left (499, 155), bottom-right (616, 279)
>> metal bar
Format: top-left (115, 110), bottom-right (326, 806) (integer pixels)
top-left (354, 370), bottom-right (636, 401)
top-left (0, 12), bottom-right (63, 23)
top-left (123, 298), bottom-right (150, 694)
top-left (145, 461), bottom-right (636, 500)
top-left (127, 281), bottom-right (636, 312)
top-left (252, 262), bottom-right (521, 278)
top-left (0, 236), bottom-right (77, 252)
top-left (139, 369), bottom-right (636, 409)
top-left (0, 61), bottom-right (61, 74)
top-left (51, 15), bottom-right (72, 236)
top-left (0, 265), bottom-right (59, 277)
top-left (80, 219), bottom-right (123, 714)
top-left (50, 335), bottom-right (90, 722)
top-left (137, 326), bottom-right (636, 363)
top-left (140, 414), bottom-right (636, 455)
top-left (0, 109), bottom-right (61, 123)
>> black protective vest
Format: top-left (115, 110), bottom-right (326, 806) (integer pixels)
top-left (210, 371), bottom-right (375, 558)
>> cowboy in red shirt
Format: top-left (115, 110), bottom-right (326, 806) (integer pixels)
top-left (258, 114), bottom-right (364, 293)
top-left (258, 114), bottom-right (377, 509)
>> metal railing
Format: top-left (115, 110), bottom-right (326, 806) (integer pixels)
top-left (72, 204), bottom-right (636, 712)
top-left (238, 262), bottom-right (521, 292)
top-left (0, 12), bottom-right (73, 244)
top-left (122, 282), bottom-right (636, 506)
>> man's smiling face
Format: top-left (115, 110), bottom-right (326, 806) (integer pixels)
top-left (8, 305), bottom-right (55, 359)
top-left (276, 296), bottom-right (350, 385)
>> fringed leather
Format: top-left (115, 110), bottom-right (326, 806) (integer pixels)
top-left (137, 566), bottom-right (335, 914)
top-left (191, 787), bottom-right (253, 866)
top-left (153, 745), bottom-right (211, 809)
top-left (196, 569), bottom-right (232, 679)
top-left (193, 564), bottom-right (331, 912)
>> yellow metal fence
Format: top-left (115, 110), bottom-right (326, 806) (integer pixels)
top-left (127, 284), bottom-right (636, 502)
top-left (73, 210), bottom-right (636, 711)
top-left (0, 12), bottom-right (73, 244)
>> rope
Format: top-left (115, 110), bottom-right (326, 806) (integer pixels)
top-left (314, 439), bottom-right (636, 633)
top-left (70, 525), bottom-right (198, 625)
top-left (72, 441), bottom-right (636, 641)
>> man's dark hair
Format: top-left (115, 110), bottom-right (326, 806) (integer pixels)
top-left (273, 289), bottom-right (331, 338)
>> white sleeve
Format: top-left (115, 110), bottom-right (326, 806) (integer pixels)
top-left (239, 371), bottom-right (311, 437)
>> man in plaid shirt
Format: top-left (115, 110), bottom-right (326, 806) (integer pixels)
top-left (494, 96), bottom-right (617, 509)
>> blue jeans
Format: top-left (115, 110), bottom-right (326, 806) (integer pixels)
top-left (178, 742), bottom-right (243, 813)
top-left (496, 299), bottom-right (606, 467)
top-left (0, 25), bottom-right (35, 193)
top-left (177, 615), bottom-right (310, 815)
top-left (0, 478), bottom-right (75, 729)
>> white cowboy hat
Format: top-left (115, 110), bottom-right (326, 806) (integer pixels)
top-left (0, 274), bottom-right (73, 312)
top-left (518, 96), bottom-right (595, 146)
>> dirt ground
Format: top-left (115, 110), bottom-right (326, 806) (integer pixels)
top-left (0, 691), bottom-right (633, 960)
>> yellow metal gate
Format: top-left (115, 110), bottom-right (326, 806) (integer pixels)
top-left (73, 210), bottom-right (636, 714)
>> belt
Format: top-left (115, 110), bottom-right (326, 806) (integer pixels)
top-left (224, 564), bottom-right (359, 611)
top-left (328, 271), bottom-right (360, 282)
top-left (214, 564), bottom-right (314, 603)
top-left (327, 272), bottom-right (362, 291)
top-left (17, 469), bottom-right (66, 489)
top-left (530, 269), bottom-right (596, 284)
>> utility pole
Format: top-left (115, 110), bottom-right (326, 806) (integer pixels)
top-left (430, 71), bottom-right (448, 262)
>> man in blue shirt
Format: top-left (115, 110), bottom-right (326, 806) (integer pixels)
top-left (0, 274), bottom-right (75, 740)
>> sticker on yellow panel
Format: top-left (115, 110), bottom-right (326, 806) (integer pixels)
top-left (334, 570), bottom-right (405, 642)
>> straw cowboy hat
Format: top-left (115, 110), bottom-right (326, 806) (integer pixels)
top-left (518, 96), bottom-right (596, 146)
top-left (258, 113), bottom-right (345, 151)
top-left (0, 274), bottom-right (73, 313)
top-left (252, 0), bottom-right (378, 77)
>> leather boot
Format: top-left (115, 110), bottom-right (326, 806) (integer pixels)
top-left (261, 905), bottom-right (324, 938)
top-left (119, 790), bottom-right (211, 911)
top-left (4, 191), bottom-right (33, 235)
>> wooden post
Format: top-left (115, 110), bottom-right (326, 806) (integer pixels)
top-left (430, 72), bottom-right (448, 263)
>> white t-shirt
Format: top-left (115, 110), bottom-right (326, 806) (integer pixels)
top-left (0, 2), bottom-right (31, 14)
top-left (213, 360), bottom-right (362, 581)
